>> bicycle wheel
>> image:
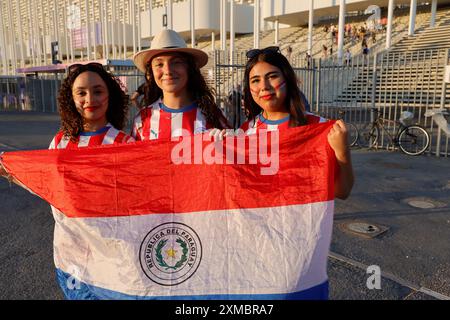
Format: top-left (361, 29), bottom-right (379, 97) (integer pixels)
top-left (398, 125), bottom-right (430, 156)
top-left (358, 124), bottom-right (379, 148)
top-left (346, 123), bottom-right (359, 147)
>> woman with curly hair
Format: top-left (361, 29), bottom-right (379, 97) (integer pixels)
top-left (52, 62), bottom-right (134, 148)
top-left (49, 63), bottom-right (135, 299)
top-left (131, 29), bottom-right (229, 141)
top-left (0, 63), bottom-right (135, 300)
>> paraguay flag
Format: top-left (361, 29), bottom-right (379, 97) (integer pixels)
top-left (0, 121), bottom-right (336, 300)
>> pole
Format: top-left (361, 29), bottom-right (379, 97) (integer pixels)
top-left (148, 0), bottom-right (152, 40)
top-left (85, 0), bottom-right (91, 60)
top-left (0, 3), bottom-right (7, 74)
top-left (7, 0), bottom-right (18, 72)
top-left (230, 0), bottom-right (234, 64)
top-left (100, 0), bottom-right (106, 59)
top-left (337, 0), bottom-right (345, 62)
top-left (112, 0), bottom-right (117, 59)
top-left (132, 0), bottom-right (136, 56)
top-left (430, 0), bottom-right (437, 28)
top-left (15, 0), bottom-right (25, 67)
top-left (220, 0), bottom-right (226, 51)
top-left (27, 0), bottom-right (36, 66)
top-left (386, 0), bottom-right (394, 49)
top-left (408, 0), bottom-right (417, 36)
top-left (54, 0), bottom-right (60, 61)
top-left (191, 0), bottom-right (195, 47)
top-left (308, 0), bottom-right (314, 55)
top-left (137, 0), bottom-right (141, 52)
top-left (63, 0), bottom-right (70, 62)
top-left (254, 0), bottom-right (260, 49)
top-left (274, 19), bottom-right (279, 45)
top-left (168, 0), bottom-right (173, 29)
top-left (123, 2), bottom-right (127, 60)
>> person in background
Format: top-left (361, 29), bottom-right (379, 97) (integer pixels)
top-left (322, 45), bottom-right (328, 58)
top-left (286, 45), bottom-right (293, 62)
top-left (344, 49), bottom-right (352, 66)
top-left (130, 82), bottom-right (146, 109)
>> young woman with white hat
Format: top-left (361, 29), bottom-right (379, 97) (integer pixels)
top-left (131, 29), bottom-right (229, 141)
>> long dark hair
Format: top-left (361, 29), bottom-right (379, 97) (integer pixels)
top-left (57, 64), bottom-right (128, 141)
top-left (243, 49), bottom-right (307, 127)
top-left (142, 52), bottom-right (229, 129)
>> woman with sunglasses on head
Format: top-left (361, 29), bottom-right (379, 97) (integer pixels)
top-left (131, 29), bottom-right (229, 141)
top-left (51, 63), bottom-right (134, 149)
top-left (49, 63), bottom-right (136, 299)
top-left (52, 63), bottom-right (135, 299)
top-left (241, 46), bottom-right (354, 200)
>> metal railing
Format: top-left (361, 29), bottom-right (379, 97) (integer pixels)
top-left (0, 64), bottom-right (144, 130)
top-left (1, 48), bottom-right (449, 156)
top-left (213, 48), bottom-right (450, 156)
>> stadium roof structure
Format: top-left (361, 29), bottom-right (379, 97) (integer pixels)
top-left (265, 0), bottom-right (450, 25)
top-left (16, 59), bottom-right (135, 75)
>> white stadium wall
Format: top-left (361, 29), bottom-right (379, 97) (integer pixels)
top-left (140, 0), bottom-right (253, 41)
top-left (263, 0), bottom-right (417, 25)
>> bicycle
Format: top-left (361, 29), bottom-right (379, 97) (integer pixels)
top-left (320, 109), bottom-right (359, 147)
top-left (358, 108), bottom-right (430, 156)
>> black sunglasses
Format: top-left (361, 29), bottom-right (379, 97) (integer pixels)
top-left (67, 62), bottom-right (104, 74)
top-left (246, 46), bottom-right (280, 59)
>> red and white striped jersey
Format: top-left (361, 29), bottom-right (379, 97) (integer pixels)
top-left (240, 112), bottom-right (327, 135)
top-left (131, 99), bottom-right (212, 141)
top-left (49, 124), bottom-right (134, 149)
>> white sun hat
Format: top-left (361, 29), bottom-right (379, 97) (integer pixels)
top-left (133, 29), bottom-right (208, 73)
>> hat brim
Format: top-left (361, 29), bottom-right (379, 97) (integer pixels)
top-left (133, 47), bottom-right (209, 73)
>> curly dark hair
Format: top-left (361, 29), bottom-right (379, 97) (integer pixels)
top-left (141, 52), bottom-right (230, 129)
top-left (57, 64), bottom-right (129, 141)
top-left (243, 49), bottom-right (307, 127)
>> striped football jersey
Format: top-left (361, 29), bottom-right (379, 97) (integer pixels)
top-left (240, 112), bottom-right (327, 135)
top-left (131, 99), bottom-right (212, 141)
top-left (49, 124), bottom-right (134, 149)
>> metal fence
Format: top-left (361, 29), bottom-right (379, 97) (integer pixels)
top-left (0, 73), bottom-right (70, 113)
top-left (108, 63), bottom-right (145, 129)
top-left (214, 48), bottom-right (450, 157)
top-left (1, 49), bottom-right (449, 156)
top-left (0, 62), bottom-right (145, 130)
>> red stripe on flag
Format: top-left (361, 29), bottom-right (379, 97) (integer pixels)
top-left (1, 122), bottom-right (336, 218)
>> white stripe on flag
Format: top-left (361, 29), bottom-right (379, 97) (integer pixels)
top-left (53, 200), bottom-right (334, 297)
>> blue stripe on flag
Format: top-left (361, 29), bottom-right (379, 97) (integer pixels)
top-left (56, 269), bottom-right (328, 300)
